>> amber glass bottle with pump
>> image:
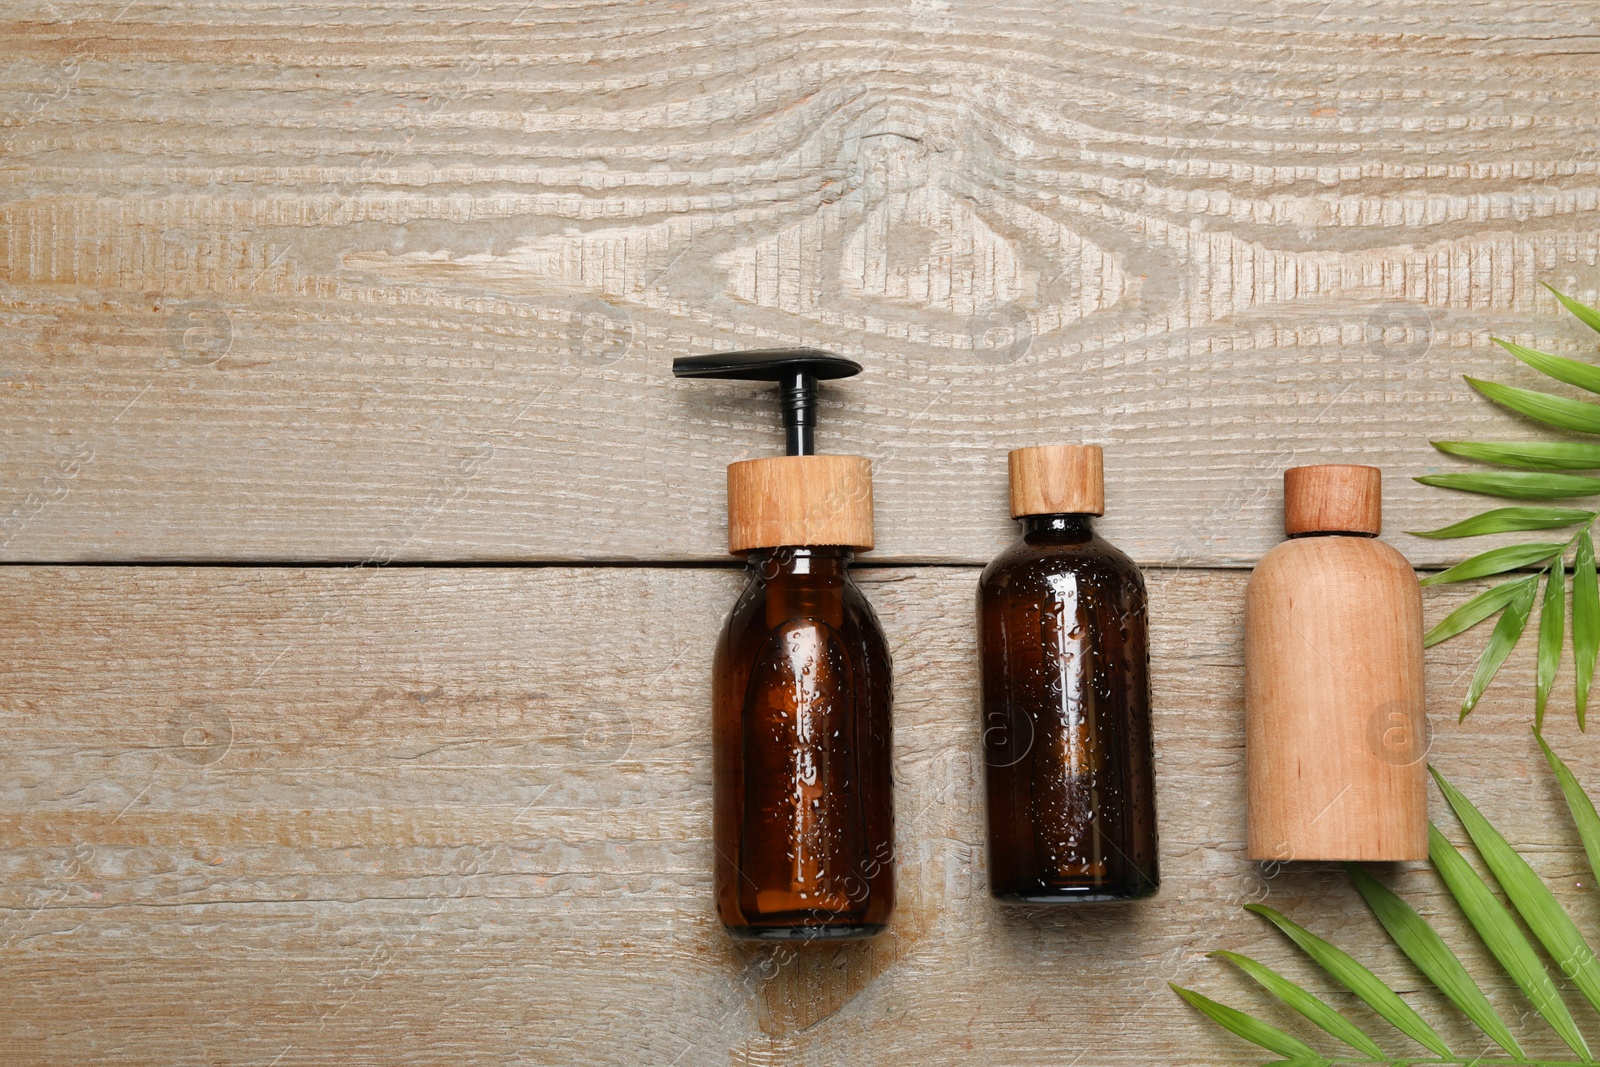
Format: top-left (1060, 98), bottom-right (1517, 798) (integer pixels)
top-left (977, 445), bottom-right (1159, 902)
top-left (1246, 464), bottom-right (1427, 862)
top-left (674, 349), bottom-right (893, 940)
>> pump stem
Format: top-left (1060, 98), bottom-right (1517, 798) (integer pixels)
top-left (781, 370), bottom-right (815, 456)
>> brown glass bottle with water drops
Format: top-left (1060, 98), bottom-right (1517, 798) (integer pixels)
top-left (674, 348), bottom-right (894, 940)
top-left (977, 445), bottom-right (1159, 902)
top-left (713, 544), bottom-right (894, 938)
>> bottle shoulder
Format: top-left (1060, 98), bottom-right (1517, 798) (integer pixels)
top-left (1254, 535), bottom-right (1417, 575)
top-left (980, 533), bottom-right (1144, 595)
top-left (724, 564), bottom-right (887, 639)
top-left (839, 572), bottom-right (886, 632)
top-left (1250, 536), bottom-right (1421, 598)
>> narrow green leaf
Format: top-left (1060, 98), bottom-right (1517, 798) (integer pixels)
top-left (1210, 951), bottom-right (1387, 1060)
top-left (1345, 865), bottom-right (1522, 1058)
top-left (1169, 984), bottom-right (1320, 1061)
top-left (1461, 577), bottom-right (1538, 719)
top-left (1433, 768), bottom-right (1600, 1026)
top-left (1538, 557), bottom-right (1567, 729)
top-left (1466, 376), bottom-right (1600, 435)
top-left (1418, 542), bottom-right (1562, 587)
top-left (1547, 282), bottom-right (1600, 337)
top-left (1417, 471), bottom-right (1600, 499)
top-left (1411, 506), bottom-right (1595, 539)
top-left (1243, 904), bottom-right (1452, 1059)
top-left (1497, 337), bottom-right (1600, 395)
top-left (1428, 822), bottom-right (1592, 1059)
top-left (1425, 575), bottom-right (1540, 648)
top-left (1576, 529), bottom-right (1599, 731)
top-left (1433, 440), bottom-right (1600, 470)
top-left (1535, 733), bottom-right (1600, 895)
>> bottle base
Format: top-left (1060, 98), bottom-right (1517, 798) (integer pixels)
top-left (992, 880), bottom-right (1158, 905)
top-left (724, 921), bottom-right (887, 942)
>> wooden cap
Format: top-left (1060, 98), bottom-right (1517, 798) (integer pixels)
top-left (1008, 445), bottom-right (1104, 518)
top-left (726, 455), bottom-right (873, 554)
top-left (1284, 465), bottom-right (1382, 536)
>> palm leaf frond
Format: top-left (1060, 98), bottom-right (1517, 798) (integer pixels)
top-left (1418, 285), bottom-right (1600, 726)
top-left (1244, 904), bottom-right (1452, 1058)
top-left (1431, 440), bottom-right (1600, 470)
top-left (1345, 864), bottom-right (1521, 1058)
top-left (1171, 984), bottom-right (1321, 1061)
top-left (1177, 746), bottom-right (1600, 1065)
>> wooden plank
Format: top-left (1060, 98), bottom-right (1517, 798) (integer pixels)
top-left (1, 563), bottom-right (1595, 1064)
top-left (4, 3), bottom-right (1600, 563)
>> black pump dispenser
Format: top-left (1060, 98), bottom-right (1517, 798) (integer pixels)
top-left (672, 348), bottom-right (861, 457)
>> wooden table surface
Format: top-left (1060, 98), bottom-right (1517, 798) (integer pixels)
top-left (6, 2), bottom-right (1600, 1064)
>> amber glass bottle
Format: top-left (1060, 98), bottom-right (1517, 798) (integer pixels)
top-left (713, 546), bottom-right (894, 938)
top-left (674, 347), bottom-right (895, 940)
top-left (977, 445), bottom-right (1159, 902)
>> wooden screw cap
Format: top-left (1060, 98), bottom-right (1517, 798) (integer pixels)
top-left (1284, 464), bottom-right (1381, 536)
top-left (726, 455), bottom-right (873, 554)
top-left (1008, 445), bottom-right (1104, 518)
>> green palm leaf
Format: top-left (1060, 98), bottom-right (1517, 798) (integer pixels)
top-left (1496, 338), bottom-right (1600, 394)
top-left (1433, 768), bottom-right (1600, 1019)
top-left (1538, 557), bottom-right (1567, 728)
top-left (1345, 865), bottom-right (1522, 1058)
top-left (1537, 733), bottom-right (1600, 891)
top-left (1181, 742), bottom-right (1600, 1065)
top-left (1209, 951), bottom-right (1387, 1060)
top-left (1419, 542), bottom-right (1563, 587)
top-left (1461, 577), bottom-right (1537, 719)
top-left (1428, 825), bottom-right (1591, 1059)
top-left (1244, 904), bottom-right (1453, 1058)
top-left (1547, 283), bottom-right (1600, 336)
top-left (1432, 440), bottom-right (1600, 470)
top-left (1576, 529), bottom-right (1599, 730)
top-left (1424, 575), bottom-right (1540, 648)
top-left (1466, 376), bottom-right (1600, 435)
top-left (1169, 984), bottom-right (1320, 1061)
top-left (1411, 506), bottom-right (1595, 539)
top-left (1417, 471), bottom-right (1600, 499)
top-left (1420, 285), bottom-right (1600, 721)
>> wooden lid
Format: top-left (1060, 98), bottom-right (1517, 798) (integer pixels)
top-left (1008, 445), bottom-right (1104, 518)
top-left (1284, 464), bottom-right (1381, 536)
top-left (727, 455), bottom-right (873, 554)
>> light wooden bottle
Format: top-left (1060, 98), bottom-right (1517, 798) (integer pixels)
top-left (1245, 465), bottom-right (1428, 862)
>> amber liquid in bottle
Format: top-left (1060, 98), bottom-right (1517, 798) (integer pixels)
top-left (977, 514), bottom-right (1158, 902)
top-left (712, 546), bottom-right (894, 939)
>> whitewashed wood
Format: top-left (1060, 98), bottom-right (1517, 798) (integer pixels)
top-left (4, 2), bottom-right (1600, 563)
top-left (1, 564), bottom-right (1597, 1065)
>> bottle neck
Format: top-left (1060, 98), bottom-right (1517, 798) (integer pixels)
top-left (746, 545), bottom-right (854, 580)
top-left (1288, 530), bottom-right (1378, 540)
top-left (1020, 514), bottom-right (1095, 544)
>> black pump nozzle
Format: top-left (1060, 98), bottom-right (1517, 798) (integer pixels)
top-left (672, 348), bottom-right (862, 457)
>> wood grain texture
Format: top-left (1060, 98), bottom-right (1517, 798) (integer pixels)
top-left (726, 454), bottom-right (874, 552)
top-left (4, 2), bottom-right (1600, 563)
top-left (1245, 535), bottom-right (1428, 861)
top-left (2, 563), bottom-right (1598, 1065)
top-left (1283, 462), bottom-right (1382, 537)
top-left (1008, 442), bottom-right (1104, 518)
